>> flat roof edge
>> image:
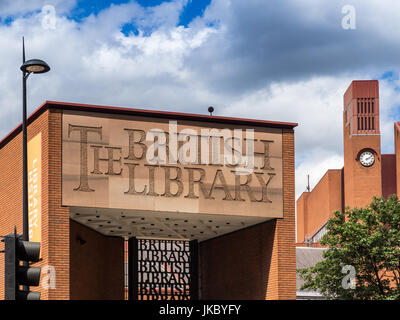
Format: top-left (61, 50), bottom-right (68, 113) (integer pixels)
top-left (0, 100), bottom-right (298, 150)
top-left (47, 101), bottom-right (298, 127)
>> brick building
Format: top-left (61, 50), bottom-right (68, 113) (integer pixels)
top-left (0, 101), bottom-right (297, 300)
top-left (297, 80), bottom-right (398, 245)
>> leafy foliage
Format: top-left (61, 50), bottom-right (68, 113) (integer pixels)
top-left (298, 195), bottom-right (400, 299)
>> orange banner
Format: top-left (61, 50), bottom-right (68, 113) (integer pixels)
top-left (28, 133), bottom-right (42, 244)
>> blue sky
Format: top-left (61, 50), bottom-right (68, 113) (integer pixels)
top-left (0, 0), bottom-right (212, 35)
top-left (1, 0), bottom-right (400, 199)
top-left (68, 0), bottom-right (211, 28)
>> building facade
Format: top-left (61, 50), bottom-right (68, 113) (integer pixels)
top-left (297, 80), bottom-right (398, 245)
top-left (0, 101), bottom-right (297, 300)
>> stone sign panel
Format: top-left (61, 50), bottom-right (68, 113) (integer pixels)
top-left (62, 110), bottom-right (283, 218)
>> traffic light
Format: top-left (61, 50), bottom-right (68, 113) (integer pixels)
top-left (3, 229), bottom-right (41, 300)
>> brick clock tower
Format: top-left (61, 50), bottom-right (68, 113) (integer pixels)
top-left (343, 80), bottom-right (382, 208)
top-left (296, 80), bottom-right (397, 247)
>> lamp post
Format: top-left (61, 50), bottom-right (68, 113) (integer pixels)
top-left (19, 38), bottom-right (50, 292)
top-left (20, 38), bottom-right (50, 242)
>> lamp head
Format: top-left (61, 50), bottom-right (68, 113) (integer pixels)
top-left (20, 59), bottom-right (50, 74)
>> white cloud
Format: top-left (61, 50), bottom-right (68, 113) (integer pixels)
top-left (0, 0), bottom-right (77, 17)
top-left (379, 79), bottom-right (400, 154)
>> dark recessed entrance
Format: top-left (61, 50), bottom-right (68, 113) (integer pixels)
top-left (128, 238), bottom-right (198, 300)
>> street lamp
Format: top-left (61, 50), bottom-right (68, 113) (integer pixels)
top-left (20, 38), bottom-right (50, 243)
top-left (19, 38), bottom-right (50, 293)
top-left (21, 59), bottom-right (50, 74)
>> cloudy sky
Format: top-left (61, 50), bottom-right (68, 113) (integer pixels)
top-left (1, 0), bottom-right (400, 201)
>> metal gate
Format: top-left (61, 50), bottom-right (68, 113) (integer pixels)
top-left (128, 238), bottom-right (198, 300)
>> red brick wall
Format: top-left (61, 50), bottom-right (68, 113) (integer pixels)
top-left (70, 220), bottom-right (124, 300)
top-left (199, 221), bottom-right (275, 299)
top-left (297, 169), bottom-right (342, 242)
top-left (296, 192), bottom-right (309, 243)
top-left (268, 128), bottom-right (296, 299)
top-left (0, 110), bottom-right (51, 299)
top-left (200, 128), bottom-right (296, 300)
top-left (0, 109), bottom-right (74, 300)
top-left (47, 109), bottom-right (70, 299)
top-left (381, 154), bottom-right (396, 199)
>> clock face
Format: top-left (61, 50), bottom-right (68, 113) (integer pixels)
top-left (359, 151), bottom-right (375, 167)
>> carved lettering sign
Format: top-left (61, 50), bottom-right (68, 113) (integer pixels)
top-left (62, 110), bottom-right (283, 218)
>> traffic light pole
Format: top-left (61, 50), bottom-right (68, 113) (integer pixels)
top-left (3, 229), bottom-right (41, 300)
top-left (3, 230), bottom-right (17, 300)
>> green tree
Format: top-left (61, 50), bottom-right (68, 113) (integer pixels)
top-left (298, 195), bottom-right (400, 299)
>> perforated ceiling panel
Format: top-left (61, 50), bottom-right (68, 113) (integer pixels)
top-left (70, 207), bottom-right (271, 242)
